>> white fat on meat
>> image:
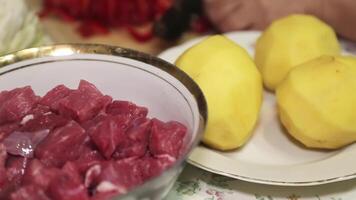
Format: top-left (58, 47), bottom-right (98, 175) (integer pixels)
top-left (96, 181), bottom-right (127, 194)
top-left (84, 164), bottom-right (101, 187)
top-left (20, 114), bottom-right (34, 125)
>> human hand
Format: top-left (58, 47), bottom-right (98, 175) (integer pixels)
top-left (203, 0), bottom-right (319, 32)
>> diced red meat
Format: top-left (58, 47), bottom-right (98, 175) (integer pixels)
top-left (0, 144), bottom-right (8, 188)
top-left (10, 185), bottom-right (50, 200)
top-left (21, 113), bottom-right (68, 132)
top-left (39, 85), bottom-right (71, 111)
top-left (0, 184), bottom-right (18, 200)
top-left (81, 113), bottom-right (107, 131)
top-left (78, 80), bottom-right (102, 95)
top-left (106, 101), bottom-right (148, 119)
top-left (20, 105), bottom-right (52, 126)
top-left (17, 105), bottom-right (52, 128)
top-left (0, 143), bottom-right (6, 166)
top-left (139, 155), bottom-right (176, 181)
top-left (113, 158), bottom-right (143, 188)
top-left (26, 105), bottom-right (51, 117)
top-left (35, 121), bottom-right (87, 167)
top-left (62, 162), bottom-right (83, 183)
top-left (74, 149), bottom-right (104, 174)
top-left (149, 119), bottom-right (187, 158)
top-left (0, 86), bottom-right (39, 125)
top-left (57, 80), bottom-right (112, 122)
top-left (95, 95), bottom-right (113, 113)
top-left (0, 123), bottom-right (19, 143)
top-left (90, 159), bottom-right (143, 197)
top-left (113, 117), bottom-right (151, 159)
top-left (0, 80), bottom-right (188, 200)
top-left (6, 156), bottom-right (30, 186)
top-left (22, 159), bottom-right (62, 190)
top-left (88, 115), bottom-right (131, 159)
top-left (0, 155), bottom-right (31, 200)
top-left (47, 169), bottom-right (89, 200)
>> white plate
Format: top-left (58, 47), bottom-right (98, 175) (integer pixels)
top-left (158, 31), bottom-right (356, 186)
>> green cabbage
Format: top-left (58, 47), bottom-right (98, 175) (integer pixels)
top-left (0, 0), bottom-right (51, 56)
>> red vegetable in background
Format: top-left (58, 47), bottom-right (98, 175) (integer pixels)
top-left (41, 0), bottom-right (174, 41)
top-left (41, 0), bottom-right (211, 41)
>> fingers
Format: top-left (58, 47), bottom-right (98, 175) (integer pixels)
top-left (203, 0), bottom-right (266, 32)
top-left (203, 0), bottom-right (313, 32)
top-left (203, 0), bottom-right (243, 27)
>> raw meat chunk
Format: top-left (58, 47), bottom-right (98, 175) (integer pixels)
top-left (39, 85), bottom-right (71, 111)
top-left (106, 101), bottom-right (148, 119)
top-left (149, 119), bottom-right (187, 158)
top-left (74, 149), bottom-right (104, 174)
top-left (81, 114), bottom-right (107, 131)
top-left (112, 158), bottom-right (143, 188)
top-left (88, 115), bottom-right (131, 159)
top-left (0, 144), bottom-right (7, 188)
top-left (90, 159), bottom-right (142, 197)
top-left (26, 105), bottom-right (51, 118)
top-left (18, 105), bottom-right (51, 127)
top-left (62, 162), bottom-right (82, 179)
top-left (21, 113), bottom-right (68, 132)
top-left (0, 156), bottom-right (30, 200)
top-left (0, 80), bottom-right (189, 200)
top-left (48, 165), bottom-right (89, 200)
top-left (78, 80), bottom-right (102, 94)
top-left (0, 123), bottom-right (19, 143)
top-left (6, 156), bottom-right (29, 186)
top-left (139, 155), bottom-right (176, 181)
top-left (0, 143), bottom-right (6, 167)
top-left (10, 185), bottom-right (50, 200)
top-left (0, 86), bottom-right (38, 125)
top-left (35, 121), bottom-right (87, 167)
top-left (57, 80), bottom-right (112, 122)
top-left (22, 159), bottom-right (62, 190)
top-left (113, 117), bottom-right (151, 159)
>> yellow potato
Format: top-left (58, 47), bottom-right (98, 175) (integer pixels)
top-left (276, 55), bottom-right (356, 149)
top-left (338, 55), bottom-right (356, 67)
top-left (175, 35), bottom-right (263, 150)
top-left (255, 14), bottom-right (340, 91)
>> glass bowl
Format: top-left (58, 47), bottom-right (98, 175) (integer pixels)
top-left (0, 44), bottom-right (207, 200)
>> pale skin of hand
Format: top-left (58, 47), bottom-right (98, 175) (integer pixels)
top-left (203, 0), bottom-right (356, 41)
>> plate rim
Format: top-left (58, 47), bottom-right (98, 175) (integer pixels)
top-left (187, 157), bottom-right (356, 186)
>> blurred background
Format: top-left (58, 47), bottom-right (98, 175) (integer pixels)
top-left (18, 0), bottom-right (209, 55)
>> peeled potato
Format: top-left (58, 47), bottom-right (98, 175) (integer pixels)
top-left (255, 14), bottom-right (340, 90)
top-left (276, 55), bottom-right (356, 149)
top-left (175, 35), bottom-right (263, 150)
top-left (338, 55), bottom-right (356, 67)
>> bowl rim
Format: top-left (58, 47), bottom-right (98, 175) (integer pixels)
top-left (0, 44), bottom-right (207, 199)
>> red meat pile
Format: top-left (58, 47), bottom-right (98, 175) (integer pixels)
top-left (0, 80), bottom-right (187, 200)
top-left (41, 0), bottom-right (174, 41)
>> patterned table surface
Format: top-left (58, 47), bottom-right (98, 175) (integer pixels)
top-left (166, 164), bottom-right (356, 200)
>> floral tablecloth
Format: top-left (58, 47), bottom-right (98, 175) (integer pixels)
top-left (166, 164), bottom-right (356, 200)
